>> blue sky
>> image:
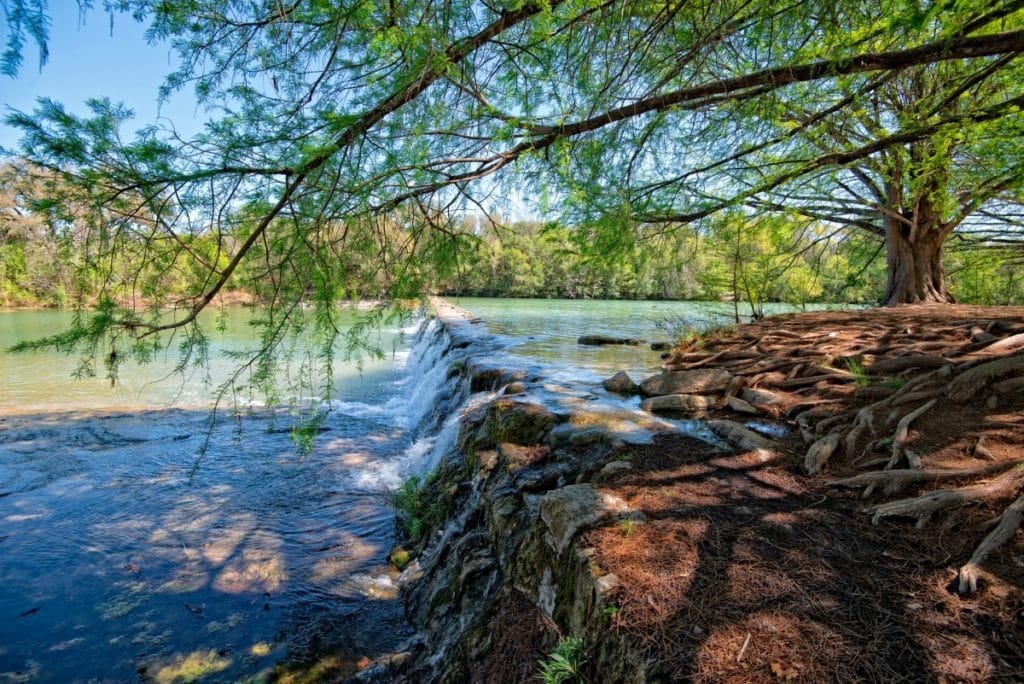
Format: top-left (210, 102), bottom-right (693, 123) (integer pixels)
top-left (0, 4), bottom-right (200, 152)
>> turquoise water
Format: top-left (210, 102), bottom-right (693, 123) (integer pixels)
top-left (451, 297), bottom-right (831, 382)
top-left (0, 307), bottom-right (420, 682)
top-left (0, 308), bottom-right (408, 410)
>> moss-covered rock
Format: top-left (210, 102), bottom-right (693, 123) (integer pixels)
top-left (482, 398), bottom-right (564, 445)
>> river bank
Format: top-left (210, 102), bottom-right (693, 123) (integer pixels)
top-left (390, 300), bottom-right (1023, 682)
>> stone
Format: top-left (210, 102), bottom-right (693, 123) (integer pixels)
top-left (640, 394), bottom-right (715, 414)
top-left (707, 419), bottom-right (777, 460)
top-left (568, 428), bottom-right (610, 446)
top-left (594, 573), bottom-right (619, 600)
top-left (727, 396), bottom-right (760, 415)
top-left (594, 461), bottom-right (633, 483)
top-left (578, 335), bottom-right (645, 346)
top-left (602, 371), bottom-right (640, 394)
top-left (649, 341), bottom-right (672, 351)
top-left (482, 399), bottom-right (563, 445)
top-left (503, 381), bottom-right (527, 395)
top-left (640, 368), bottom-right (732, 397)
top-left (739, 387), bottom-right (787, 406)
top-left (540, 484), bottom-right (630, 553)
top-left (469, 365), bottom-right (504, 392)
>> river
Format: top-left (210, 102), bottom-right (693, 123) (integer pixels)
top-left (0, 298), bottom-right (816, 682)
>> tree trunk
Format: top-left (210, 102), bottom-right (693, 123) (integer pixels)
top-left (881, 173), bottom-right (955, 306)
top-left (882, 221), bottom-right (953, 305)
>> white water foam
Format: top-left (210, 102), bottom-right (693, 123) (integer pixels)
top-left (344, 316), bottom-right (492, 491)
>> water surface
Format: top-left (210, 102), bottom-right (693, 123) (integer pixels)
top-left (0, 308), bottom-right (422, 682)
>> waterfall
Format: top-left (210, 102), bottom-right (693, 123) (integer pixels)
top-left (344, 314), bottom-right (496, 491)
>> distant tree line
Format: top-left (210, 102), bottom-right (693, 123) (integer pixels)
top-left (3, 161), bottom-right (1021, 308)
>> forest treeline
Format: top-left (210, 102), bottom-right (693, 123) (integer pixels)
top-left (437, 217), bottom-right (1024, 306)
top-left (2, 160), bottom-right (1021, 308)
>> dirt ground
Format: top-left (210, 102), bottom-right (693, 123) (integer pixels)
top-left (586, 305), bottom-right (1024, 682)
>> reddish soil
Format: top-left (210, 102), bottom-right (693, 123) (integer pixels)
top-left (586, 305), bottom-right (1024, 682)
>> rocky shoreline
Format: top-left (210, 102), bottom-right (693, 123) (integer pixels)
top-left (369, 299), bottom-right (1023, 683)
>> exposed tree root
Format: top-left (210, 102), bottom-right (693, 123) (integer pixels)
top-left (866, 355), bottom-right (949, 375)
top-left (982, 332), bottom-right (1024, 354)
top-left (958, 491), bottom-right (1024, 595)
top-left (973, 435), bottom-right (995, 460)
top-left (658, 306), bottom-right (1024, 604)
top-left (830, 460), bottom-right (1024, 497)
top-left (804, 431), bottom-right (840, 475)
top-left (946, 354), bottom-right (1024, 402)
top-left (887, 399), bottom-right (937, 469)
top-left (866, 468), bottom-right (1024, 528)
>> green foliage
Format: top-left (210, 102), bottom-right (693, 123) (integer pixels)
top-left (391, 473), bottom-right (449, 544)
top-left (883, 378), bottom-right (908, 390)
top-left (537, 636), bottom-right (588, 684)
top-left (2, 0), bottom-right (1024, 432)
top-left (845, 358), bottom-right (871, 388)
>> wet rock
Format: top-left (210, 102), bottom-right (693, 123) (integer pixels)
top-left (482, 399), bottom-right (563, 445)
top-left (540, 484), bottom-right (630, 553)
top-left (568, 427), bottom-right (611, 446)
top-left (739, 387), bottom-right (787, 406)
top-left (640, 394), bottom-right (715, 414)
top-left (727, 396), bottom-right (760, 415)
top-left (499, 443), bottom-right (551, 471)
top-left (602, 371), bottom-right (640, 395)
top-left (578, 335), bottom-right (645, 346)
top-left (503, 381), bottom-right (527, 395)
top-left (469, 365), bottom-right (505, 392)
top-left (649, 341), bottom-right (673, 351)
top-left (640, 369), bottom-right (732, 397)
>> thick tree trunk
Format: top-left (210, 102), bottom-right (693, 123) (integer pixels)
top-left (883, 226), bottom-right (952, 305)
top-left (881, 180), bottom-right (955, 306)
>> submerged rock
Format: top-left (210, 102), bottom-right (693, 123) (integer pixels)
top-left (649, 341), bottom-right (673, 351)
top-left (578, 335), bottom-right (645, 346)
top-left (640, 368), bottom-right (732, 396)
top-left (602, 371), bottom-right (640, 394)
top-left (640, 394), bottom-right (714, 414)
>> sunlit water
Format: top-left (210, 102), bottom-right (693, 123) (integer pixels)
top-left (452, 297), bottom-right (835, 382)
top-left (0, 299), bottom-right (833, 682)
top-left (0, 308), bottom-right (426, 682)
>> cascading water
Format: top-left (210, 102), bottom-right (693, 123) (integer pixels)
top-left (340, 314), bottom-right (501, 491)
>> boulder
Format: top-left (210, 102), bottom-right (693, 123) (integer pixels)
top-left (503, 381), bottom-right (527, 395)
top-left (602, 371), bottom-right (640, 394)
top-left (739, 387), bottom-right (787, 406)
top-left (578, 335), bottom-right (645, 346)
top-left (640, 394), bottom-right (714, 414)
top-left (539, 484), bottom-right (631, 553)
top-left (640, 368), bottom-right (732, 397)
